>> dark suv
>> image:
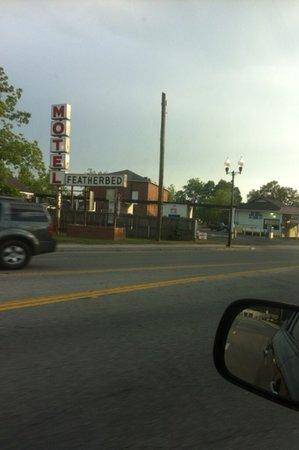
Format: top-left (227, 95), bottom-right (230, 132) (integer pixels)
top-left (0, 196), bottom-right (56, 269)
top-left (209, 222), bottom-right (229, 232)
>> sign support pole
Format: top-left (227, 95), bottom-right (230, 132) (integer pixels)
top-left (70, 186), bottom-right (74, 209)
top-left (113, 188), bottom-right (118, 227)
top-left (55, 186), bottom-right (62, 235)
top-left (84, 187), bottom-right (88, 227)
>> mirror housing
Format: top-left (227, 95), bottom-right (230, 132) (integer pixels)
top-left (214, 299), bottom-right (299, 411)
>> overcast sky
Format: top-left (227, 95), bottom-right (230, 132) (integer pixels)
top-left (2, 0), bottom-right (299, 199)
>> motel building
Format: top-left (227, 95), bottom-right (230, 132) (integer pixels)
top-left (90, 170), bottom-right (169, 216)
top-left (234, 198), bottom-right (299, 238)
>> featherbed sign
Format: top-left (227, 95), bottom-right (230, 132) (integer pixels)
top-left (50, 104), bottom-right (71, 185)
top-left (64, 174), bottom-right (127, 187)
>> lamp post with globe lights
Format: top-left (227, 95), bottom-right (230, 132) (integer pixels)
top-left (224, 157), bottom-right (244, 247)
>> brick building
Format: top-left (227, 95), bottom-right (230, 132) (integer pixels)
top-left (91, 170), bottom-right (169, 216)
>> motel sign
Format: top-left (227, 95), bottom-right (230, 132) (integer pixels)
top-left (50, 104), bottom-right (71, 185)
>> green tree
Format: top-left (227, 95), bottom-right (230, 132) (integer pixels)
top-left (198, 179), bottom-right (242, 224)
top-left (178, 178), bottom-right (215, 203)
top-left (214, 179), bottom-right (242, 205)
top-left (173, 177), bottom-right (242, 222)
top-left (0, 67), bottom-right (46, 195)
top-left (247, 180), bottom-right (299, 206)
top-left (167, 184), bottom-right (176, 202)
top-left (18, 167), bottom-right (56, 195)
top-left (173, 189), bottom-right (187, 203)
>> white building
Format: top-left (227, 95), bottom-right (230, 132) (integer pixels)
top-left (235, 199), bottom-right (283, 236)
top-left (235, 198), bottom-right (299, 237)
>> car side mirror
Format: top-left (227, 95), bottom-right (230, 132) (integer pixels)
top-left (214, 299), bottom-right (299, 410)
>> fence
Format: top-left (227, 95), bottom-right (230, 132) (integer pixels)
top-left (52, 209), bottom-right (197, 240)
top-left (118, 215), bottom-right (196, 240)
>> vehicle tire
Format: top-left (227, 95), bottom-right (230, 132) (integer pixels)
top-left (0, 240), bottom-right (32, 270)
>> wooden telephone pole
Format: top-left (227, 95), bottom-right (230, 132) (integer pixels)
top-left (156, 92), bottom-right (167, 241)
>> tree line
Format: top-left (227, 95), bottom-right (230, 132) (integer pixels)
top-left (167, 179), bottom-right (299, 208)
top-left (166, 178), bottom-right (299, 224)
top-left (0, 67), bottom-right (55, 196)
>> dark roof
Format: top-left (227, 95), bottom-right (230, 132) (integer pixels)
top-left (238, 198), bottom-right (282, 211)
top-left (237, 198), bottom-right (299, 215)
top-left (280, 206), bottom-right (299, 215)
top-left (8, 178), bottom-right (33, 193)
top-left (108, 170), bottom-right (150, 182)
top-left (95, 169), bottom-right (169, 191)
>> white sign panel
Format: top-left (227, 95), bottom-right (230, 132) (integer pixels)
top-left (163, 203), bottom-right (191, 218)
top-left (50, 136), bottom-right (71, 153)
top-left (64, 174), bottom-right (128, 187)
top-left (51, 104), bottom-right (71, 120)
top-left (49, 170), bottom-right (65, 185)
top-left (50, 153), bottom-right (70, 170)
top-left (51, 119), bottom-right (71, 137)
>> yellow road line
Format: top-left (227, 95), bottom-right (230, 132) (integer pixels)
top-left (1, 264), bottom-right (299, 313)
top-left (0, 261), bottom-right (287, 278)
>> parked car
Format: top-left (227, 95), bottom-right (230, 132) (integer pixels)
top-left (0, 196), bottom-right (56, 269)
top-left (209, 222), bottom-right (229, 232)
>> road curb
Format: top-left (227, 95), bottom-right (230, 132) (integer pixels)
top-left (56, 243), bottom-right (255, 252)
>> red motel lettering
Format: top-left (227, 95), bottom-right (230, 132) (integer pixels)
top-left (52, 104), bottom-right (65, 119)
top-left (52, 121), bottom-right (65, 135)
top-left (50, 171), bottom-right (63, 184)
top-left (52, 155), bottom-right (62, 168)
top-left (52, 138), bottom-right (63, 151)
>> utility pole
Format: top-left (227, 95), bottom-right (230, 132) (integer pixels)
top-left (156, 92), bottom-right (167, 241)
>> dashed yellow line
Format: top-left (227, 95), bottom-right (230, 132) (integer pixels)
top-left (0, 261), bottom-right (286, 278)
top-left (1, 264), bottom-right (299, 312)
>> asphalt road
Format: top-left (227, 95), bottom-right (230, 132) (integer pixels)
top-left (2, 244), bottom-right (299, 449)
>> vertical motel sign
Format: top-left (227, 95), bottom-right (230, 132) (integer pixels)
top-left (50, 104), bottom-right (71, 184)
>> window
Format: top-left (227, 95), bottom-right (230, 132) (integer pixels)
top-left (263, 218), bottom-right (280, 230)
top-left (249, 211), bottom-right (262, 219)
top-left (106, 189), bottom-right (115, 201)
top-left (10, 204), bottom-right (48, 222)
top-left (132, 191), bottom-right (139, 201)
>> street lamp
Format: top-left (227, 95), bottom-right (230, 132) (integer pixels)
top-left (224, 157), bottom-right (244, 247)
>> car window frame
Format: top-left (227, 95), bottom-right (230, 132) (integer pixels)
top-left (9, 202), bottom-right (49, 223)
